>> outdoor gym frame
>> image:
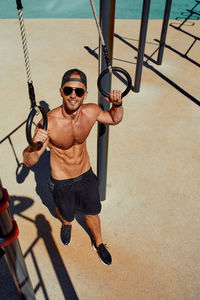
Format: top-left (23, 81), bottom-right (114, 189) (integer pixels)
top-left (97, 0), bottom-right (172, 201)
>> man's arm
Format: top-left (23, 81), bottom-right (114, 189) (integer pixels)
top-left (23, 125), bottom-right (49, 167)
top-left (96, 90), bottom-right (123, 125)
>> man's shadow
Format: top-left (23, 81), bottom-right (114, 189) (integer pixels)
top-left (16, 101), bottom-right (57, 218)
top-left (16, 148), bottom-right (57, 218)
top-left (16, 101), bottom-right (93, 240)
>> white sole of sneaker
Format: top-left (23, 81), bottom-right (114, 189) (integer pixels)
top-left (99, 259), bottom-right (111, 266)
top-left (92, 243), bottom-right (112, 266)
top-left (97, 253), bottom-right (112, 266)
top-left (60, 236), bottom-right (72, 245)
top-left (92, 244), bottom-right (97, 251)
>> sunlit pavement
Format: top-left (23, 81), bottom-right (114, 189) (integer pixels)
top-left (0, 18), bottom-right (200, 299)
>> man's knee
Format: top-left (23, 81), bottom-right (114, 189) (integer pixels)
top-left (86, 214), bottom-right (98, 218)
top-left (85, 214), bottom-right (99, 221)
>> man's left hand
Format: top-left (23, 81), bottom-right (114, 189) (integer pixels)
top-left (105, 90), bottom-right (122, 106)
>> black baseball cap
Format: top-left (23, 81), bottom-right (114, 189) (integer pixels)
top-left (61, 68), bottom-right (87, 89)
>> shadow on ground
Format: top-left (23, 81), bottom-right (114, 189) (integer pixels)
top-left (9, 195), bottom-right (79, 300)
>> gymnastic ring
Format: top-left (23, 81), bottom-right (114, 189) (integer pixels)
top-left (97, 66), bottom-right (132, 98)
top-left (26, 106), bottom-right (48, 147)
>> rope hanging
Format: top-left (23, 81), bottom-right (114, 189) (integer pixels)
top-left (16, 0), bottom-right (36, 108)
top-left (89, 0), bottom-right (112, 74)
top-left (89, 0), bottom-right (132, 98)
top-left (16, 0), bottom-right (47, 147)
top-left (17, 8), bottom-right (32, 83)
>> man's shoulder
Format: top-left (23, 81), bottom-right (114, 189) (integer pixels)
top-left (83, 103), bottom-right (99, 108)
top-left (82, 103), bottom-right (101, 113)
top-left (47, 106), bottom-right (62, 122)
top-left (47, 106), bottom-right (61, 117)
top-left (46, 107), bottom-right (63, 129)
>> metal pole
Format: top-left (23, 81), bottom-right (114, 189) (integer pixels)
top-left (97, 0), bottom-right (116, 201)
top-left (0, 179), bottom-right (35, 300)
top-left (134, 0), bottom-right (151, 92)
top-left (157, 0), bottom-right (172, 65)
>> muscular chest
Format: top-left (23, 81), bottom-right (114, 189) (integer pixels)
top-left (49, 115), bottom-right (94, 149)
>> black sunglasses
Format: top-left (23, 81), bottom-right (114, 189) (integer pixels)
top-left (63, 86), bottom-right (85, 97)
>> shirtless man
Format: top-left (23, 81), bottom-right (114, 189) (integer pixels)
top-left (23, 69), bottom-right (123, 265)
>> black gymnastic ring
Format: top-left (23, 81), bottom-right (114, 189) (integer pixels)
top-left (26, 106), bottom-right (48, 147)
top-left (97, 66), bottom-right (132, 98)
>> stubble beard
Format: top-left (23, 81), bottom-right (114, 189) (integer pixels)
top-left (63, 99), bottom-right (83, 114)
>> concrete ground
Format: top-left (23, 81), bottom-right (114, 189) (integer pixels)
top-left (0, 18), bottom-right (200, 300)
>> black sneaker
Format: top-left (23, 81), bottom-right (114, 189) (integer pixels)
top-left (92, 240), bottom-right (112, 265)
top-left (60, 224), bottom-right (72, 245)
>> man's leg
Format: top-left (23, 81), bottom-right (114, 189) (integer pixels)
top-left (56, 207), bottom-right (71, 225)
top-left (85, 214), bottom-right (112, 265)
top-left (56, 207), bottom-right (72, 245)
top-left (85, 214), bottom-right (102, 246)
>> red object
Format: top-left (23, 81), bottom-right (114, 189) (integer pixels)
top-left (0, 188), bottom-right (10, 213)
top-left (0, 220), bottom-right (19, 247)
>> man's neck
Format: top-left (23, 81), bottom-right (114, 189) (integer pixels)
top-left (61, 104), bottom-right (80, 120)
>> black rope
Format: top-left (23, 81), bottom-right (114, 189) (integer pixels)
top-left (16, 0), bottom-right (23, 10)
top-left (28, 83), bottom-right (36, 109)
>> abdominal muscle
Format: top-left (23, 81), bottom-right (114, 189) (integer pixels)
top-left (49, 141), bottom-right (91, 180)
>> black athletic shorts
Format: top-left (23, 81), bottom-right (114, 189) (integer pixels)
top-left (48, 168), bottom-right (101, 222)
